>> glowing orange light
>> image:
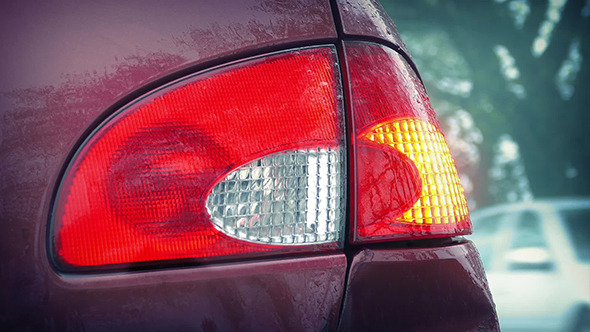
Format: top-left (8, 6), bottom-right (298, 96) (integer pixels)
top-left (345, 41), bottom-right (472, 242)
top-left (360, 118), bottom-right (469, 226)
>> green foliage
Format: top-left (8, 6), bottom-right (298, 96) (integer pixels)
top-left (381, 0), bottom-right (590, 207)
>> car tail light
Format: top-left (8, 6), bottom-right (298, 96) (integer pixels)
top-left (51, 46), bottom-right (346, 269)
top-left (344, 42), bottom-right (471, 243)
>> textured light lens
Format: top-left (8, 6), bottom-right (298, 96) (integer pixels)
top-left (52, 46), bottom-right (345, 269)
top-left (206, 148), bottom-right (344, 244)
top-left (345, 41), bottom-right (472, 243)
top-left (361, 118), bottom-right (469, 226)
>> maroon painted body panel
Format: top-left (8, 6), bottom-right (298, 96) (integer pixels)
top-left (335, 0), bottom-right (411, 57)
top-left (338, 241), bottom-right (499, 331)
top-left (0, 0), bottom-right (497, 330)
top-left (43, 255), bottom-right (346, 331)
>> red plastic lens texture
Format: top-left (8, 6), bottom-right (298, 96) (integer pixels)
top-left (356, 142), bottom-right (422, 236)
top-left (53, 47), bottom-right (343, 268)
top-left (345, 42), bottom-right (471, 243)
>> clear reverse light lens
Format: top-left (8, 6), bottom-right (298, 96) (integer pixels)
top-left (207, 148), bottom-right (344, 244)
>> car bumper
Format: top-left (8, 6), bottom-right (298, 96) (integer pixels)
top-left (5, 240), bottom-right (497, 331)
top-left (339, 240), bottom-right (498, 332)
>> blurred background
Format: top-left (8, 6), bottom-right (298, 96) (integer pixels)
top-left (379, 0), bottom-right (590, 330)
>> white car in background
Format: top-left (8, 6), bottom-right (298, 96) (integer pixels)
top-left (471, 198), bottom-right (590, 332)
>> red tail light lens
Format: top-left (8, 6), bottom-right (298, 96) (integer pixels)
top-left (52, 42), bottom-right (473, 270)
top-left (52, 46), bottom-right (346, 269)
top-left (345, 42), bottom-right (471, 243)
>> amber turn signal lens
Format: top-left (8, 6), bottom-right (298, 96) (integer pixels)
top-left (361, 118), bottom-right (469, 227)
top-left (345, 41), bottom-right (471, 243)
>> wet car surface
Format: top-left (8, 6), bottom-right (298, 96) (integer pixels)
top-left (0, 1), bottom-right (498, 331)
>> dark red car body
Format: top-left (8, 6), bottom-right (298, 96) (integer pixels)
top-left (0, 0), bottom-right (497, 330)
